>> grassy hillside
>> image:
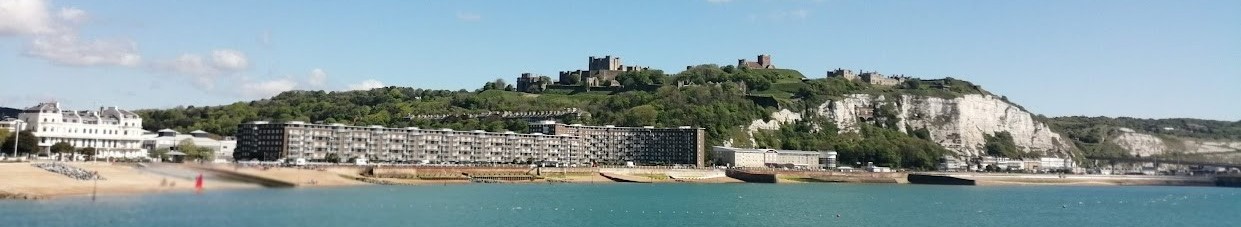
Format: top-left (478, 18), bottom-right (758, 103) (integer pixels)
top-left (0, 107), bottom-right (19, 118)
top-left (136, 64), bottom-right (1057, 169)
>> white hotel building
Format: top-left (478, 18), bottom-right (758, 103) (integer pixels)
top-left (17, 102), bottom-right (148, 158)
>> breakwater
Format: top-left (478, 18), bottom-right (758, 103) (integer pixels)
top-left (907, 174), bottom-right (975, 185)
top-left (190, 166), bottom-right (296, 187)
top-left (32, 163), bottom-right (104, 181)
top-left (725, 169), bottom-right (905, 183)
top-left (909, 173), bottom-right (1217, 186)
top-left (1217, 175), bottom-right (1241, 187)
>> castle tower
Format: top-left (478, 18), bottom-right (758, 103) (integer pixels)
top-left (589, 56), bottom-right (622, 71)
top-left (758, 54), bottom-right (771, 68)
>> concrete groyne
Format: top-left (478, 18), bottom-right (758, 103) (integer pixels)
top-left (907, 174), bottom-right (976, 185)
top-left (1216, 175), bottom-right (1241, 187)
top-left (725, 170), bottom-right (778, 183)
top-left (189, 166), bottom-right (297, 188)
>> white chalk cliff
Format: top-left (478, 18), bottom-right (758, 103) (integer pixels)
top-left (1112, 128), bottom-right (1241, 156)
top-left (747, 94), bottom-right (1076, 157)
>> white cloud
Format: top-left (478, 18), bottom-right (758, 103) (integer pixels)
top-left (2, 0), bottom-right (144, 67)
top-left (456, 12), bottom-right (481, 22)
top-left (706, 0), bottom-right (732, 3)
top-left (57, 7), bottom-right (86, 24)
top-left (211, 49), bottom-right (248, 71)
top-left (152, 49), bottom-right (250, 90)
top-left (24, 33), bottom-right (141, 67)
top-left (307, 68), bottom-right (327, 86)
top-left (0, 0), bottom-right (58, 36)
top-left (347, 79), bottom-right (385, 91)
top-left (241, 78), bottom-right (298, 98)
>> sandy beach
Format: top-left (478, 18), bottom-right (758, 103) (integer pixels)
top-left (0, 162), bottom-right (260, 199)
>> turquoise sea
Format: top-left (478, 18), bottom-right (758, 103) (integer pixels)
top-left (1, 184), bottom-right (1237, 226)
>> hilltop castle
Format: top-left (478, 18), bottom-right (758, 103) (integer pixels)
top-left (557, 55), bottom-right (649, 87)
top-left (738, 54), bottom-right (774, 69)
top-left (826, 68), bottom-right (909, 86)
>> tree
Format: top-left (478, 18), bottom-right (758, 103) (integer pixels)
top-left (77, 147), bottom-right (96, 160)
top-left (564, 74), bottom-right (582, 85)
top-left (622, 105), bottom-right (658, 127)
top-left (984, 131), bottom-right (1022, 158)
top-left (324, 153), bottom-right (341, 163)
top-left (178, 139), bottom-right (214, 162)
top-left (151, 147), bottom-right (170, 161)
top-left (50, 142), bottom-right (75, 155)
top-left (0, 129), bottom-right (9, 143)
top-left (0, 130), bottom-right (38, 156)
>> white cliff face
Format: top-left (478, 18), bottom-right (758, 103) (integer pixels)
top-left (1113, 128), bottom-right (1167, 156)
top-left (817, 94), bottom-right (1074, 157)
top-left (1113, 128), bottom-right (1241, 156)
top-left (747, 109), bottom-right (801, 131)
top-left (741, 93), bottom-right (1234, 158)
top-left (734, 109), bottom-right (802, 147)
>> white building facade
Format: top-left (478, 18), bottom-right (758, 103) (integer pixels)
top-left (142, 129), bottom-right (237, 162)
top-left (17, 103), bottom-right (148, 159)
top-left (0, 118), bottom-right (23, 133)
top-left (712, 146), bottom-right (823, 169)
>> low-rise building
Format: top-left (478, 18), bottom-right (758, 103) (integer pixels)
top-left (711, 146), bottom-right (822, 169)
top-left (938, 155), bottom-right (968, 172)
top-left (820, 151), bottom-right (838, 169)
top-left (141, 129), bottom-right (236, 162)
top-left (1038, 157), bottom-right (1074, 171)
top-left (0, 117), bottom-right (24, 133)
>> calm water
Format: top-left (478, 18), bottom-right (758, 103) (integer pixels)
top-left (1, 184), bottom-right (1237, 226)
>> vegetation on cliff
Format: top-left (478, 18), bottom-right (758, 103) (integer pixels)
top-left (136, 65), bottom-right (1008, 169)
top-left (1043, 116), bottom-right (1241, 158)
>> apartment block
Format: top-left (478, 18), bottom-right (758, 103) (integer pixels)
top-left (234, 120), bottom-right (705, 167)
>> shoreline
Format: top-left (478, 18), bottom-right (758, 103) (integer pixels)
top-left (910, 172), bottom-right (1220, 187)
top-left (5, 163), bottom-right (1237, 200)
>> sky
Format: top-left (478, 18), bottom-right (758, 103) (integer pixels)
top-left (0, 0), bottom-right (1238, 121)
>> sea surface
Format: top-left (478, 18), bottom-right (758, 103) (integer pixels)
top-left (1, 183), bottom-right (1238, 226)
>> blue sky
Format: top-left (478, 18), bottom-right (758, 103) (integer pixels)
top-left (1, 0), bottom-right (1238, 121)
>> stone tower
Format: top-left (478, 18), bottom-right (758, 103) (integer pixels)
top-left (588, 56), bottom-right (622, 71)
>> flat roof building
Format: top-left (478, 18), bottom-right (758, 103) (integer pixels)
top-left (712, 146), bottom-right (824, 169)
top-left (141, 129), bottom-right (236, 162)
top-left (529, 121), bottom-right (705, 167)
top-left (234, 120), bottom-right (706, 167)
